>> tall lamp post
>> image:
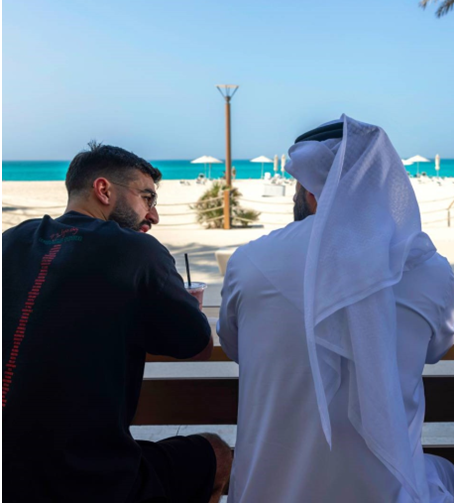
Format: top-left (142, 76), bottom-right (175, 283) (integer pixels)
top-left (216, 84), bottom-right (239, 229)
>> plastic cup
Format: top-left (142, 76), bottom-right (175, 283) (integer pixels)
top-left (184, 282), bottom-right (207, 311)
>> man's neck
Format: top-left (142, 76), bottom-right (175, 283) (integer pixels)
top-left (65, 201), bottom-right (109, 222)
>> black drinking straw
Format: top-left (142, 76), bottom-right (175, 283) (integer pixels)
top-left (184, 253), bottom-right (192, 287)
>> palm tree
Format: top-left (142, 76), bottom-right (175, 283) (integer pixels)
top-left (420, 0), bottom-right (453, 17)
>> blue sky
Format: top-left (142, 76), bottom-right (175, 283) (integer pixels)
top-left (3, 0), bottom-right (454, 160)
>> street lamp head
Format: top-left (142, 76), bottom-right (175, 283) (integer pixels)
top-left (216, 84), bottom-right (239, 101)
top-left (215, 84), bottom-right (239, 197)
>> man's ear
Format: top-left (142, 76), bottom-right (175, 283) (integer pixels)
top-left (92, 178), bottom-right (112, 206)
top-left (305, 192), bottom-right (318, 214)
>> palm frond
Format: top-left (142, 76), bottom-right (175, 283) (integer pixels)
top-left (419, 0), bottom-right (453, 17)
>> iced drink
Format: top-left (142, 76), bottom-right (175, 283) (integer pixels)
top-left (184, 282), bottom-right (207, 311)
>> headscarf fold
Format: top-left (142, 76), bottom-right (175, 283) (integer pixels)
top-left (286, 115), bottom-right (436, 502)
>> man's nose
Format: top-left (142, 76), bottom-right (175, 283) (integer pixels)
top-left (147, 207), bottom-right (159, 225)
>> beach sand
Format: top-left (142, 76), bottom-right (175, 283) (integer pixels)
top-left (3, 178), bottom-right (454, 305)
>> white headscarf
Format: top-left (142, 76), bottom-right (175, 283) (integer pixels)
top-left (286, 115), bottom-right (436, 502)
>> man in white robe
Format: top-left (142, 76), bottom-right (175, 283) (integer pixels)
top-left (217, 116), bottom-right (454, 502)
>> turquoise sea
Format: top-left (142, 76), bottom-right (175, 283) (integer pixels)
top-left (2, 159), bottom-right (454, 181)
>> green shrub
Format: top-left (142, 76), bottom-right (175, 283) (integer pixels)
top-left (190, 181), bottom-right (261, 229)
top-left (234, 208), bottom-right (261, 228)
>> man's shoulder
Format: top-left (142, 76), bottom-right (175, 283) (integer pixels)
top-left (74, 222), bottom-right (175, 283)
top-left (108, 226), bottom-right (173, 266)
top-left (228, 218), bottom-right (314, 277)
top-left (396, 251), bottom-right (453, 311)
top-left (115, 226), bottom-right (165, 251)
top-left (408, 252), bottom-right (453, 283)
top-left (233, 218), bottom-right (314, 260)
top-left (77, 217), bottom-right (166, 254)
top-left (3, 218), bottom-right (43, 241)
top-left (420, 252), bottom-right (453, 296)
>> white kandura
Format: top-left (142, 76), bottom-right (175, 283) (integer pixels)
top-left (218, 116), bottom-right (454, 502)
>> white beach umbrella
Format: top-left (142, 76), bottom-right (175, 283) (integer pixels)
top-left (404, 155), bottom-right (431, 176)
top-left (406, 155), bottom-right (431, 163)
top-left (191, 155), bottom-right (222, 179)
top-left (251, 155), bottom-right (273, 179)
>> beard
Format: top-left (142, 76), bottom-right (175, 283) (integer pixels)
top-left (109, 196), bottom-right (146, 231)
top-left (293, 190), bottom-right (314, 222)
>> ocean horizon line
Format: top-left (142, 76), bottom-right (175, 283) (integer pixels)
top-left (3, 157), bottom-right (455, 162)
top-left (3, 158), bottom-right (454, 181)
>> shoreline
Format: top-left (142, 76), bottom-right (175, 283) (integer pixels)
top-left (2, 175), bottom-right (454, 183)
top-left (3, 159), bottom-right (454, 182)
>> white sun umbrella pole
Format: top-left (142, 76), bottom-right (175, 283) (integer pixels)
top-left (251, 155), bottom-right (273, 180)
top-left (404, 155), bottom-right (430, 177)
top-left (207, 158), bottom-right (223, 180)
top-left (401, 159), bottom-right (413, 177)
top-left (191, 155), bottom-right (222, 180)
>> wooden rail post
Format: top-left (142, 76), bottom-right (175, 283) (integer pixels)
top-left (224, 189), bottom-right (231, 230)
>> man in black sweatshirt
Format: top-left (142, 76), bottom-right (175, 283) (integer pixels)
top-left (3, 143), bottom-right (231, 503)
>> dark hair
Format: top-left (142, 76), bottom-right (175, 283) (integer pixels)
top-left (65, 141), bottom-right (162, 196)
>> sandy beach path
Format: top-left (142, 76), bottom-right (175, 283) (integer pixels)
top-left (3, 179), bottom-right (453, 305)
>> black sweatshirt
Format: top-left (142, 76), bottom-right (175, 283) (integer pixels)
top-left (3, 211), bottom-right (211, 502)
